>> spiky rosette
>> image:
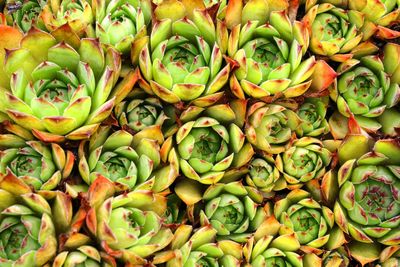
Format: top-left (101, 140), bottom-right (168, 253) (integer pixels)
top-left (0, 189), bottom-right (72, 266)
top-left (245, 151), bottom-right (283, 198)
top-left (198, 181), bottom-right (268, 243)
top-left (334, 140), bottom-right (400, 245)
top-left (226, 3), bottom-right (320, 100)
top-left (0, 28), bottom-right (139, 142)
top-left (85, 176), bottom-right (174, 265)
top-left (329, 42), bottom-right (400, 134)
top-left (176, 117), bottom-right (249, 184)
top-left (302, 2), bottom-right (367, 61)
top-left (169, 100), bottom-right (253, 184)
top-left (114, 94), bottom-right (169, 133)
top-left (94, 0), bottom-right (151, 54)
top-left (0, 123), bottom-right (74, 192)
top-left (137, 7), bottom-right (231, 105)
top-left (275, 137), bottom-right (332, 189)
top-left (245, 102), bottom-right (301, 154)
top-left (274, 189), bottom-right (336, 249)
top-left (78, 126), bottom-right (178, 192)
top-left (296, 96), bottom-right (330, 137)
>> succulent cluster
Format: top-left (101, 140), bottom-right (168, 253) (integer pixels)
top-left (0, 0), bottom-right (399, 266)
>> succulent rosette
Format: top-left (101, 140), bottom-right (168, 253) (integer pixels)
top-left (170, 100), bottom-right (253, 183)
top-left (53, 245), bottom-right (116, 267)
top-left (275, 137), bottom-right (332, 189)
top-left (86, 177), bottom-right (174, 265)
top-left (296, 97), bottom-right (330, 137)
top-left (40, 0), bottom-right (94, 37)
top-left (79, 126), bottom-right (178, 192)
top-left (243, 216), bottom-right (303, 267)
top-left (330, 42), bottom-right (400, 133)
top-left (245, 152), bottom-right (284, 197)
top-left (176, 112), bottom-right (251, 184)
top-left (0, 123), bottom-right (74, 192)
top-left (137, 8), bottom-right (230, 106)
top-left (303, 3), bottom-right (365, 60)
top-left (4, 0), bottom-right (46, 32)
top-left (227, 4), bottom-right (318, 100)
top-left (199, 181), bottom-right (267, 242)
top-left (0, 28), bottom-right (141, 142)
top-left (334, 141), bottom-right (400, 245)
top-left (0, 193), bottom-right (56, 266)
top-left (245, 102), bottom-right (301, 154)
top-left (153, 225), bottom-right (243, 266)
top-left (274, 189), bottom-right (335, 249)
top-left (0, 189), bottom-right (72, 266)
top-left (94, 0), bottom-right (151, 54)
top-left (114, 95), bottom-right (168, 133)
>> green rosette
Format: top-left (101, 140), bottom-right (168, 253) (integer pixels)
top-left (334, 140), bottom-right (400, 245)
top-left (199, 181), bottom-right (268, 243)
top-left (86, 177), bottom-right (174, 265)
top-left (296, 97), bottom-right (330, 137)
top-left (0, 123), bottom-right (74, 192)
top-left (228, 8), bottom-right (317, 100)
top-left (137, 8), bottom-right (230, 105)
top-left (330, 42), bottom-right (400, 133)
top-left (0, 190), bottom-right (72, 266)
top-left (303, 2), bottom-right (366, 59)
top-left (245, 102), bottom-right (301, 154)
top-left (245, 151), bottom-right (285, 197)
top-left (274, 189), bottom-right (335, 249)
top-left (0, 28), bottom-right (139, 142)
top-left (94, 0), bottom-right (151, 54)
top-left (79, 126), bottom-right (179, 192)
top-left (114, 96), bottom-right (168, 132)
top-left (275, 137), bottom-right (332, 189)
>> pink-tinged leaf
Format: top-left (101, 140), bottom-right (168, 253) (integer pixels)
top-left (309, 60), bottom-right (337, 93)
top-left (0, 24), bottom-right (23, 87)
